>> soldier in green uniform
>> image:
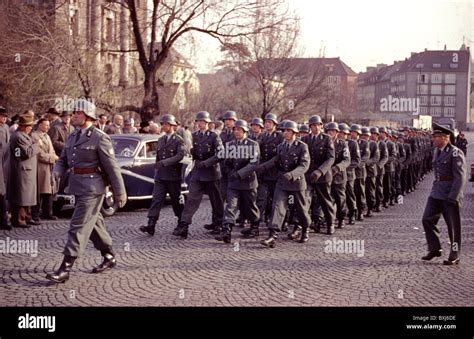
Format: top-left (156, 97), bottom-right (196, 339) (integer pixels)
top-left (421, 123), bottom-right (466, 265)
top-left (46, 99), bottom-right (127, 283)
top-left (259, 120), bottom-right (311, 247)
top-left (139, 114), bottom-right (185, 236)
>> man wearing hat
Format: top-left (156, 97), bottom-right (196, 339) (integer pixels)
top-left (46, 107), bottom-right (61, 129)
top-left (219, 111), bottom-right (237, 203)
top-left (48, 111), bottom-right (75, 157)
top-left (46, 99), bottom-right (127, 283)
top-left (139, 114), bottom-right (185, 236)
top-left (421, 123), bottom-right (466, 266)
top-left (371, 127), bottom-right (388, 212)
top-left (360, 127), bottom-right (380, 217)
top-left (0, 107), bottom-right (11, 229)
top-left (249, 117), bottom-right (264, 141)
top-left (6, 114), bottom-right (42, 228)
top-left (350, 124), bottom-right (369, 221)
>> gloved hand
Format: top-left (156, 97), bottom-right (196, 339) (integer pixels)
top-left (230, 172), bottom-right (240, 180)
top-left (283, 172), bottom-right (292, 181)
top-left (310, 170), bottom-right (322, 183)
top-left (114, 193), bottom-right (128, 208)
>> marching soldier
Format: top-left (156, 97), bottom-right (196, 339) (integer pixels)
top-left (298, 124), bottom-right (310, 138)
top-left (174, 111), bottom-right (224, 239)
top-left (379, 127), bottom-right (396, 208)
top-left (326, 122), bottom-right (350, 229)
top-left (256, 113), bottom-right (283, 225)
top-left (360, 127), bottom-right (379, 217)
top-left (399, 133), bottom-right (412, 196)
top-left (219, 111), bottom-right (237, 202)
top-left (393, 132), bottom-right (406, 201)
top-left (421, 123), bottom-right (466, 265)
top-left (216, 120), bottom-right (260, 243)
top-left (350, 124), bottom-right (369, 221)
top-left (259, 120), bottom-right (311, 247)
top-left (302, 115), bottom-right (336, 234)
top-left (371, 127), bottom-right (387, 212)
top-left (339, 123), bottom-right (360, 225)
top-left (249, 118), bottom-right (264, 141)
top-left (46, 99), bottom-right (127, 283)
top-left (139, 114), bottom-right (185, 236)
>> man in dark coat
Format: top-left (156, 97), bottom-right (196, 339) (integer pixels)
top-left (0, 107), bottom-right (11, 230)
top-left (48, 111), bottom-right (75, 156)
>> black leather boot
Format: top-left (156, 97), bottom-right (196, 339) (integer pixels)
top-left (215, 223), bottom-right (233, 243)
top-left (364, 209), bottom-right (373, 217)
top-left (288, 225), bottom-right (302, 240)
top-left (336, 219), bottom-right (344, 229)
top-left (298, 227), bottom-right (309, 243)
top-left (172, 221), bottom-right (189, 239)
top-left (348, 210), bottom-right (356, 225)
top-left (203, 223), bottom-right (215, 230)
top-left (139, 217), bottom-right (157, 236)
top-left (327, 223), bottom-right (335, 235)
top-left (46, 256), bottom-right (76, 283)
top-left (92, 252), bottom-right (117, 273)
top-left (260, 230), bottom-right (278, 248)
top-left (356, 210), bottom-right (364, 221)
top-left (421, 249), bottom-right (442, 261)
top-left (210, 224), bottom-right (222, 235)
top-left (241, 222), bottom-right (259, 238)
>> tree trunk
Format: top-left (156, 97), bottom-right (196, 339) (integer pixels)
top-left (141, 68), bottom-right (160, 122)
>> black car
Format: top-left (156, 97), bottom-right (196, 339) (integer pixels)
top-left (53, 134), bottom-right (193, 216)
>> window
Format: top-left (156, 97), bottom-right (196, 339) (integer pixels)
top-left (450, 64), bottom-right (459, 69)
top-left (105, 17), bottom-right (115, 43)
top-left (431, 85), bottom-right (442, 95)
top-left (420, 107), bottom-right (428, 115)
top-left (417, 84), bottom-right (429, 94)
top-left (432, 63), bottom-right (441, 68)
top-left (419, 96), bottom-right (428, 105)
top-left (445, 73), bottom-right (456, 83)
top-left (431, 73), bottom-right (442, 83)
top-left (430, 107), bottom-right (442, 117)
top-left (418, 74), bottom-right (428, 83)
top-left (416, 63), bottom-right (424, 69)
top-left (445, 85), bottom-right (456, 95)
top-left (444, 96), bottom-right (456, 106)
top-left (444, 107), bottom-right (455, 117)
top-left (430, 96), bottom-right (441, 106)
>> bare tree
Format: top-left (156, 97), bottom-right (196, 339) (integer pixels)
top-left (105, 0), bottom-right (291, 121)
top-left (216, 1), bottom-right (332, 121)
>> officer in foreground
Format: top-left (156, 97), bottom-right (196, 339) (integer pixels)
top-left (139, 114), bottom-right (185, 236)
top-left (421, 123), bottom-right (466, 265)
top-left (46, 99), bottom-right (127, 283)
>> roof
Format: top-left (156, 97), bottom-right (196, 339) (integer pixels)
top-left (258, 57), bottom-right (357, 77)
top-left (396, 49), bottom-right (470, 73)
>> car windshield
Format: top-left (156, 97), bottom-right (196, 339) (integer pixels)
top-left (112, 138), bottom-right (139, 157)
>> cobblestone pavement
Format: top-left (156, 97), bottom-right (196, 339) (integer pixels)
top-left (1, 133), bottom-right (474, 307)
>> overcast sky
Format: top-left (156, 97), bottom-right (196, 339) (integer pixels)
top-left (185, 0), bottom-right (473, 74)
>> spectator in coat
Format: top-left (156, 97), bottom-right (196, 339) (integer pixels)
top-left (31, 118), bottom-right (59, 220)
top-left (0, 106), bottom-right (10, 230)
top-left (6, 114), bottom-right (42, 228)
top-left (48, 111), bottom-right (75, 156)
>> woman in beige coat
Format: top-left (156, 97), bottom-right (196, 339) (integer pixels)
top-left (32, 118), bottom-right (59, 220)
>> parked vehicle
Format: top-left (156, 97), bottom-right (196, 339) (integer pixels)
top-left (53, 134), bottom-right (193, 216)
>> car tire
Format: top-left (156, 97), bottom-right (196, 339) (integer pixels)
top-left (101, 186), bottom-right (121, 217)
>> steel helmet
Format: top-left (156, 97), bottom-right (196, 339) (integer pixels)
top-left (195, 111), bottom-right (212, 123)
top-left (250, 117), bottom-right (264, 128)
top-left (264, 113), bottom-right (278, 124)
top-left (233, 119), bottom-right (249, 132)
top-left (160, 114), bottom-right (177, 126)
top-left (222, 110), bottom-right (237, 121)
top-left (308, 115), bottom-right (323, 126)
top-left (74, 98), bottom-right (97, 120)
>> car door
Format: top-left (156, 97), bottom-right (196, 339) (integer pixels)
top-left (126, 140), bottom-right (157, 197)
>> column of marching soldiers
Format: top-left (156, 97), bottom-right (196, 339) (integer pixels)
top-left (140, 110), bottom-right (434, 249)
